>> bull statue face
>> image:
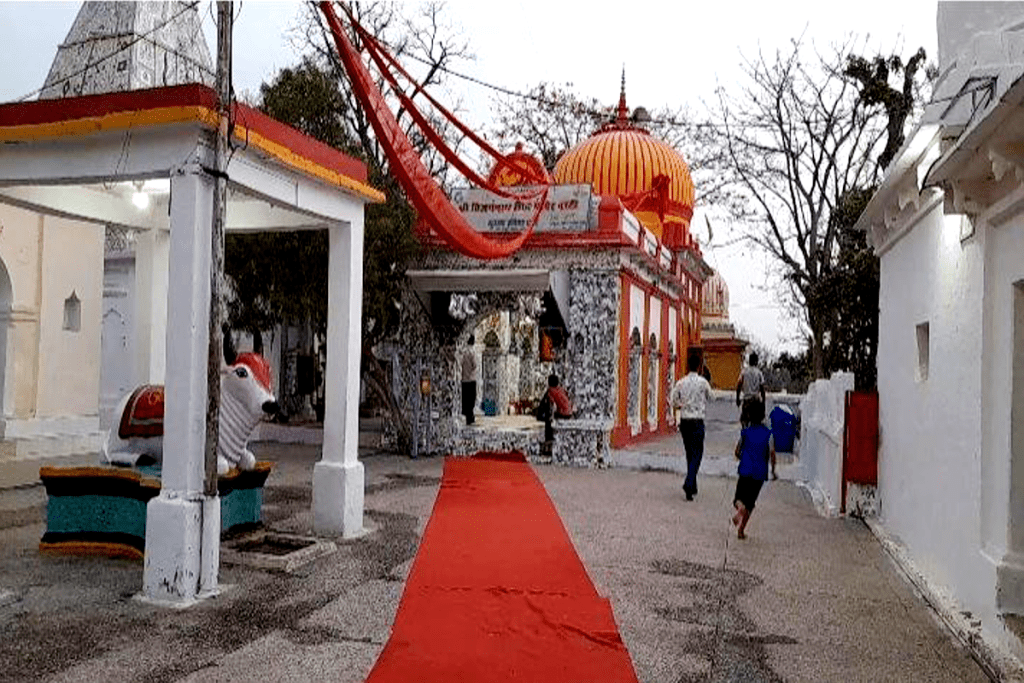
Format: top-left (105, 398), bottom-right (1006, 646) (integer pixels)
top-left (102, 347), bottom-right (279, 475)
top-left (217, 352), bottom-right (278, 475)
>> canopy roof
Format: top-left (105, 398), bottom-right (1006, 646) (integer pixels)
top-left (0, 84), bottom-right (383, 233)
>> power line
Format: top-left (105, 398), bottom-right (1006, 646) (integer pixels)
top-left (16, 1), bottom-right (205, 102)
top-left (355, 29), bottom-right (711, 131)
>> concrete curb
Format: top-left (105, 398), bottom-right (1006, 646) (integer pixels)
top-left (864, 517), bottom-right (1024, 682)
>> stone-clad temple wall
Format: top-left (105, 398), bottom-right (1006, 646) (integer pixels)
top-left (387, 249), bottom-right (621, 462)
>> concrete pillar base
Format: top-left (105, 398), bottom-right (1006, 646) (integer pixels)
top-left (142, 493), bottom-right (220, 606)
top-left (313, 459), bottom-right (365, 538)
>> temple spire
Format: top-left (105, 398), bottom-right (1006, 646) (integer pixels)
top-left (39, 1), bottom-right (213, 100)
top-left (617, 66), bottom-right (628, 123)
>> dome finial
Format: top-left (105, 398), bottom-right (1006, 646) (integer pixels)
top-left (617, 66), bottom-right (628, 123)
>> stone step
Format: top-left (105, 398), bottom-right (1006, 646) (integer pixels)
top-left (0, 433), bottom-right (104, 489)
top-left (8, 432), bottom-right (104, 460)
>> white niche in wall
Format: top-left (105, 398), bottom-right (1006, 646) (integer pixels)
top-left (915, 321), bottom-right (929, 382)
top-left (63, 291), bottom-right (81, 332)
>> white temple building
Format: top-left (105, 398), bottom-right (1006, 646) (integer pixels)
top-left (855, 1), bottom-right (1024, 670)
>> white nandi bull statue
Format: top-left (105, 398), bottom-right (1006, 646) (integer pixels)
top-left (103, 344), bottom-right (278, 475)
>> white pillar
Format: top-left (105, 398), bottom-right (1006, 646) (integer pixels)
top-left (313, 217), bottom-right (365, 537)
top-left (134, 227), bottom-right (169, 385)
top-left (143, 166), bottom-right (221, 605)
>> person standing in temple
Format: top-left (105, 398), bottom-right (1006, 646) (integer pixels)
top-left (461, 335), bottom-right (477, 425)
top-left (670, 347), bottom-right (714, 501)
top-left (736, 351), bottom-right (766, 426)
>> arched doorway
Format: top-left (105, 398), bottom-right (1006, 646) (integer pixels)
top-left (480, 329), bottom-right (501, 416)
top-left (99, 254), bottom-right (135, 428)
top-left (628, 327), bottom-right (642, 433)
top-left (454, 291), bottom-right (554, 422)
top-left (648, 332), bottom-right (660, 430)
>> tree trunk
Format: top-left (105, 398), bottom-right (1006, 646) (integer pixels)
top-left (362, 347), bottom-right (411, 452)
top-left (809, 313), bottom-right (826, 380)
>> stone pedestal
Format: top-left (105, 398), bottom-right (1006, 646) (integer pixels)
top-left (143, 494), bottom-right (220, 605)
top-left (313, 460), bottom-right (365, 538)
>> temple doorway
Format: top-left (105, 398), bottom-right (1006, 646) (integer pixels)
top-left (459, 293), bottom-right (555, 423)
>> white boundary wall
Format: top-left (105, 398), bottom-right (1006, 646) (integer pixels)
top-left (798, 372), bottom-right (854, 516)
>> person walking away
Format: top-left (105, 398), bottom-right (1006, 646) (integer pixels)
top-left (732, 400), bottom-right (777, 539)
top-left (736, 352), bottom-right (766, 426)
top-left (542, 374), bottom-right (574, 442)
top-left (670, 348), bottom-right (713, 501)
top-left (461, 335), bottom-right (477, 425)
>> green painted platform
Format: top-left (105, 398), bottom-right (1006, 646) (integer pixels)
top-left (39, 462), bottom-right (273, 560)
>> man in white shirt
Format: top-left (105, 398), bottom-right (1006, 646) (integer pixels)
top-left (670, 347), bottom-right (714, 501)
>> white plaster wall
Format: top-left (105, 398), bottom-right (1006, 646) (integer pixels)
top-left (979, 208), bottom-right (1024, 656)
top-left (36, 216), bottom-right (104, 418)
top-left (0, 203), bottom-right (43, 418)
top-left (798, 372), bottom-right (853, 515)
top-left (876, 203), bottom-right (994, 625)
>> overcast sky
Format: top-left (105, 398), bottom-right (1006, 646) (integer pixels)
top-left (0, 0), bottom-right (941, 354)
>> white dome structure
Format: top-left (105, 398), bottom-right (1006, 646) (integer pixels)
top-left (702, 270), bottom-right (730, 322)
top-left (700, 270), bottom-right (747, 389)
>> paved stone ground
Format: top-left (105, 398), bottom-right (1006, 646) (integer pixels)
top-left (0, 422), bottom-right (992, 682)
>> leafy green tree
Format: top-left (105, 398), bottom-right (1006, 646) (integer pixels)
top-left (226, 3), bottom-right (468, 447)
top-left (811, 187), bottom-right (878, 390)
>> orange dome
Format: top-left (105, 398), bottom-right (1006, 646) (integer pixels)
top-left (553, 130), bottom-right (694, 208)
top-left (489, 142), bottom-right (551, 187)
top-left (552, 82), bottom-right (694, 245)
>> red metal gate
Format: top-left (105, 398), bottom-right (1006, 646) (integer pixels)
top-left (842, 390), bottom-right (879, 513)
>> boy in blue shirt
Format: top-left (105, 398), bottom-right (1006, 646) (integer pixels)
top-left (732, 400), bottom-right (777, 539)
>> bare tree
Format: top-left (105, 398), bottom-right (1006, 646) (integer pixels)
top-left (297, 1), bottom-right (473, 187)
top-left (252, 2), bottom-right (475, 449)
top-left (711, 38), bottom-right (927, 378)
top-left (488, 81), bottom-right (608, 170)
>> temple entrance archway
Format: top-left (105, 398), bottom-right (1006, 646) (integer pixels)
top-left (454, 291), bottom-right (557, 423)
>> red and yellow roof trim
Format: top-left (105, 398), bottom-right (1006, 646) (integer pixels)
top-left (0, 84), bottom-right (384, 203)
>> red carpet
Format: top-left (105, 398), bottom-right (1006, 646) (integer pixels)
top-left (365, 452), bottom-right (639, 683)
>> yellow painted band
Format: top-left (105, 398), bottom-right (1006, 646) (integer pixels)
top-left (39, 541), bottom-right (144, 561)
top-left (0, 106), bottom-right (212, 142)
top-left (232, 125), bottom-right (385, 203)
top-left (0, 106), bottom-right (384, 203)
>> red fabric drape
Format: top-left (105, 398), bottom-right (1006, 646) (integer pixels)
top-left (319, 2), bottom-right (547, 260)
top-left (343, 7), bottom-right (549, 197)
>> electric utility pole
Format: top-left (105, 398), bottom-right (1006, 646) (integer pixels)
top-left (205, 1), bottom-right (232, 497)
